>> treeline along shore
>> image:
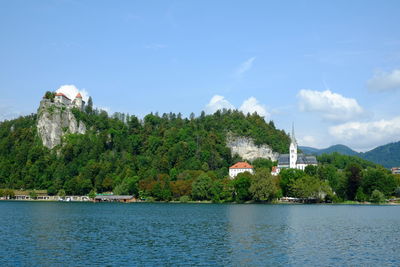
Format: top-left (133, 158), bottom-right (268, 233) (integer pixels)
top-left (0, 93), bottom-right (399, 204)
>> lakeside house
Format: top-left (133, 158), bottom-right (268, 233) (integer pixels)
top-left (392, 167), bottom-right (400, 174)
top-left (8, 190), bottom-right (91, 201)
top-left (94, 195), bottom-right (137, 203)
top-left (229, 162), bottom-right (254, 178)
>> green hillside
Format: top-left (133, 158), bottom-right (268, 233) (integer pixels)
top-left (359, 141), bottom-right (400, 168)
top-left (301, 143), bottom-right (400, 168)
top-left (300, 145), bottom-right (358, 156)
top-left (0, 108), bottom-right (290, 195)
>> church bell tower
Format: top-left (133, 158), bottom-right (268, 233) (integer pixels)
top-left (289, 123), bottom-right (297, 168)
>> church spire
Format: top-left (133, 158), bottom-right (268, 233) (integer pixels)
top-left (289, 122), bottom-right (298, 168)
top-left (291, 122), bottom-right (296, 144)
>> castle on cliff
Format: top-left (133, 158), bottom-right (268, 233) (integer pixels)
top-left (53, 92), bottom-right (85, 110)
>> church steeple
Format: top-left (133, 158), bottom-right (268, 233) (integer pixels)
top-left (289, 123), bottom-right (297, 168)
top-left (291, 122), bottom-right (297, 145)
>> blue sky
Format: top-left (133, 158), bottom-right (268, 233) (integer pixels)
top-left (1, 0), bottom-right (400, 151)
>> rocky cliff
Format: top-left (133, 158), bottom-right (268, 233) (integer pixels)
top-left (226, 135), bottom-right (279, 161)
top-left (37, 99), bottom-right (86, 149)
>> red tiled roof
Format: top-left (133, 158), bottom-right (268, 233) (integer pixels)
top-left (55, 92), bottom-right (71, 100)
top-left (75, 93), bottom-right (82, 98)
top-left (229, 162), bottom-right (253, 169)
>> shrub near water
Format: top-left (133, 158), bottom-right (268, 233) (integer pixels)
top-left (179, 195), bottom-right (191, 203)
top-left (370, 190), bottom-right (386, 203)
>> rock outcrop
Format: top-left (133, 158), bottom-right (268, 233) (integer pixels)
top-left (37, 99), bottom-right (86, 149)
top-left (226, 135), bottom-right (279, 161)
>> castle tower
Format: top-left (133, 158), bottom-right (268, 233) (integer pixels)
top-left (73, 93), bottom-right (83, 110)
top-left (289, 123), bottom-right (297, 168)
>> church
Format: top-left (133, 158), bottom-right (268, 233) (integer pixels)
top-left (271, 125), bottom-right (317, 175)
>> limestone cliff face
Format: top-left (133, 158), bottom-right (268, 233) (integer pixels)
top-left (226, 135), bottom-right (279, 161)
top-left (37, 99), bottom-right (86, 149)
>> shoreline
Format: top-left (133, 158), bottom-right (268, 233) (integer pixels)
top-left (1, 199), bottom-right (400, 205)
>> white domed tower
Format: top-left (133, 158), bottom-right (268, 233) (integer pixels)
top-left (73, 93), bottom-right (83, 110)
top-left (289, 123), bottom-right (297, 168)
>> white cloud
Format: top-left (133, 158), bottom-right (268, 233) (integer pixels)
top-left (297, 89), bottom-right (364, 122)
top-left (329, 116), bottom-right (400, 150)
top-left (239, 97), bottom-right (270, 118)
top-left (56, 85), bottom-right (89, 102)
top-left (235, 57), bottom-right (256, 77)
top-left (204, 95), bottom-right (269, 118)
top-left (367, 69), bottom-right (400, 91)
top-left (298, 135), bottom-right (317, 147)
top-left (204, 95), bottom-right (235, 114)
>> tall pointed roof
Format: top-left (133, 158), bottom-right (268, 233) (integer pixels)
top-left (291, 122), bottom-right (297, 145)
top-left (75, 93), bottom-right (82, 98)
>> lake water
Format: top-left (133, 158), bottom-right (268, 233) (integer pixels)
top-left (1, 202), bottom-right (400, 266)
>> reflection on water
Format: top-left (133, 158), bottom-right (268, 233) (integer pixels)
top-left (1, 202), bottom-right (400, 266)
top-left (227, 204), bottom-right (291, 266)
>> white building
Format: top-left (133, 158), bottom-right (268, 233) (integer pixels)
top-left (53, 92), bottom-right (85, 110)
top-left (54, 92), bottom-right (71, 105)
top-left (272, 124), bottom-right (317, 175)
top-left (229, 162), bottom-right (254, 179)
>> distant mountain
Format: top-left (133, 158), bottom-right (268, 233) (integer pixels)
top-left (359, 141), bottom-right (400, 169)
top-left (300, 144), bottom-right (358, 156)
top-left (300, 142), bottom-right (400, 169)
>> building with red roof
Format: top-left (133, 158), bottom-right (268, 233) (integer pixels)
top-left (54, 92), bottom-right (71, 105)
top-left (72, 92), bottom-right (84, 109)
top-left (53, 91), bottom-right (85, 110)
top-left (229, 161), bottom-right (254, 178)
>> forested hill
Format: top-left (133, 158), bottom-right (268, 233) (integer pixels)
top-left (300, 142), bottom-right (400, 168)
top-left (359, 141), bottom-right (400, 169)
top-left (300, 145), bottom-right (358, 156)
top-left (0, 108), bottom-right (290, 194)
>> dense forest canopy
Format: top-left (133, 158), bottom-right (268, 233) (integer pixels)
top-left (0, 104), bottom-right (289, 195)
top-left (0, 96), bottom-right (399, 203)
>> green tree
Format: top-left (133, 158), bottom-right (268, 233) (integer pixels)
top-left (355, 187), bottom-right (367, 202)
top-left (249, 169), bottom-right (278, 201)
top-left (88, 189), bottom-right (96, 199)
top-left (232, 172), bottom-right (252, 202)
top-left (370, 189), bottom-right (385, 203)
top-left (192, 173), bottom-right (213, 200)
top-left (57, 189), bottom-right (66, 198)
top-left (47, 186), bottom-right (57, 196)
top-left (179, 195), bottom-right (191, 202)
top-left (395, 187), bottom-right (400, 197)
top-left (361, 168), bottom-right (396, 197)
top-left (345, 163), bottom-right (363, 200)
top-left (317, 165), bottom-right (340, 191)
top-left (85, 96), bottom-right (93, 114)
top-left (252, 158), bottom-right (274, 171)
top-left (290, 175), bottom-right (333, 202)
top-left (44, 91), bottom-right (55, 101)
top-left (304, 165), bottom-right (318, 176)
top-left (29, 191), bottom-right (38, 199)
top-left (279, 168), bottom-right (305, 196)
